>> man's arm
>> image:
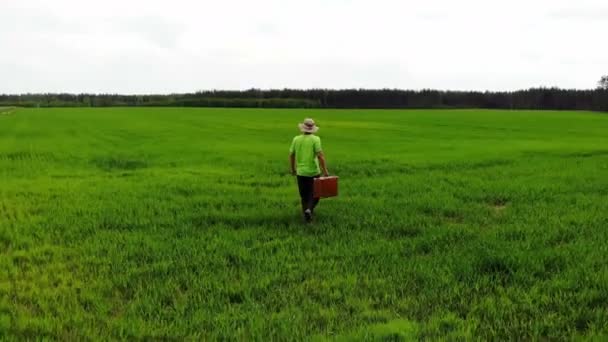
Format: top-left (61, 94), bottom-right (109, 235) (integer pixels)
top-left (317, 152), bottom-right (329, 177)
top-left (289, 153), bottom-right (296, 175)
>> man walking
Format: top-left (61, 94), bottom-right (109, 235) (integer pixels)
top-left (289, 118), bottom-right (329, 223)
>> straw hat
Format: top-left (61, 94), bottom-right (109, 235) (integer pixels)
top-left (298, 118), bottom-right (319, 133)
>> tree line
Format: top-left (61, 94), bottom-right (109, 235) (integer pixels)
top-left (1, 88), bottom-right (607, 111)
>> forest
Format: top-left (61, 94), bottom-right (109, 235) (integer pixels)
top-left (1, 88), bottom-right (608, 111)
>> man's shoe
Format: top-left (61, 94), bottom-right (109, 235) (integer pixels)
top-left (304, 209), bottom-right (312, 223)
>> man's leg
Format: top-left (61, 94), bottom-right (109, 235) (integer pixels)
top-left (297, 176), bottom-right (308, 212)
top-left (311, 175), bottom-right (321, 212)
top-left (303, 176), bottom-right (316, 211)
top-left (297, 176), bottom-right (315, 222)
top-left (312, 198), bottom-right (320, 212)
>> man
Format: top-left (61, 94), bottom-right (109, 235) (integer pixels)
top-left (289, 118), bottom-right (329, 223)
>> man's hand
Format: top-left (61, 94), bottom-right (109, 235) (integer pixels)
top-left (289, 153), bottom-right (296, 176)
top-left (318, 152), bottom-right (329, 177)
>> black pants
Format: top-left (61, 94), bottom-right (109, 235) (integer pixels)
top-left (297, 175), bottom-right (320, 212)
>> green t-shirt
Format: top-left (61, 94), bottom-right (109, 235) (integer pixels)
top-left (289, 134), bottom-right (322, 176)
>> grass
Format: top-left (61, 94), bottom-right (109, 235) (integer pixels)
top-left (1, 107), bottom-right (608, 340)
top-left (0, 107), bottom-right (16, 116)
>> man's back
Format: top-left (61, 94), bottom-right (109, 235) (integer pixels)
top-left (290, 134), bottom-right (322, 177)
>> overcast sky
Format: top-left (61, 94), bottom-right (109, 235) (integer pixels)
top-left (1, 0), bottom-right (607, 94)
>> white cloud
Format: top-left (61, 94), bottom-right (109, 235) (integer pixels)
top-left (1, 0), bottom-right (607, 93)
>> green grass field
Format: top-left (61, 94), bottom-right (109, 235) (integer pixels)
top-left (0, 107), bottom-right (16, 116)
top-left (1, 107), bottom-right (608, 340)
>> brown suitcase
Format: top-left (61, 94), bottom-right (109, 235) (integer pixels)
top-left (314, 176), bottom-right (339, 198)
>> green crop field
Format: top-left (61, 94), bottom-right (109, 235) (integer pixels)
top-left (0, 107), bottom-right (16, 116)
top-left (1, 107), bottom-right (607, 340)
